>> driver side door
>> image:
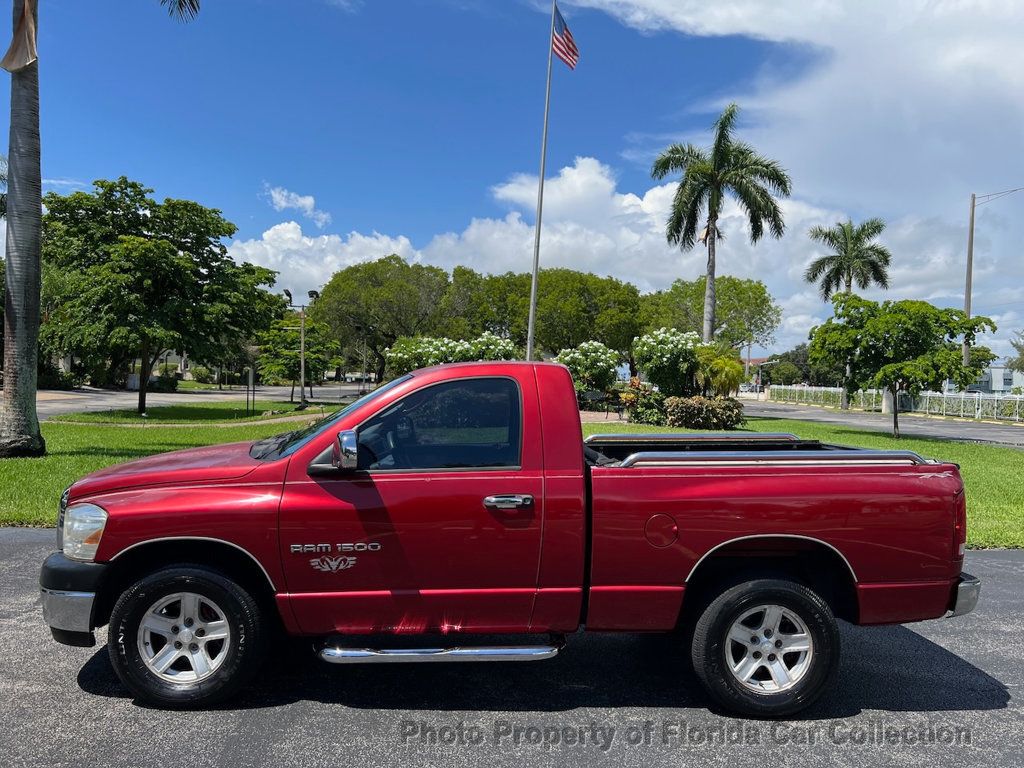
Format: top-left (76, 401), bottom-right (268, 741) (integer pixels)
top-left (278, 373), bottom-right (545, 635)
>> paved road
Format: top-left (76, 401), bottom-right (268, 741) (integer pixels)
top-left (745, 399), bottom-right (1024, 448)
top-left (36, 384), bottom-right (364, 421)
top-left (1, 528), bottom-right (1020, 768)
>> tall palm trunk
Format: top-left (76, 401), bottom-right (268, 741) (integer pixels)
top-left (702, 216), bottom-right (717, 343)
top-left (0, 0), bottom-right (44, 457)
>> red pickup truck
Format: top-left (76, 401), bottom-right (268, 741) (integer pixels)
top-left (40, 361), bottom-right (979, 717)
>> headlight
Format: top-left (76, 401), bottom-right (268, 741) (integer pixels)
top-left (62, 503), bottom-right (108, 562)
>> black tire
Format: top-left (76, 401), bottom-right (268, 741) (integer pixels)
top-left (690, 578), bottom-right (839, 718)
top-left (107, 565), bottom-right (268, 708)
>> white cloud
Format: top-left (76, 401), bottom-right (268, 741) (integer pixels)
top-left (263, 184), bottom-right (332, 229)
top-left (228, 221), bottom-right (416, 296)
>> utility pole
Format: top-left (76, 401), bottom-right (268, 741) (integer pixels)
top-left (962, 192), bottom-right (976, 367)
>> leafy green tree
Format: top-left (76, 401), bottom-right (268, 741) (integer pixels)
top-left (651, 103), bottom-right (791, 343)
top-left (771, 343), bottom-right (842, 386)
top-left (768, 360), bottom-right (803, 385)
top-left (257, 315), bottom-right (339, 402)
top-left (809, 295), bottom-right (995, 437)
top-left (642, 276), bottom-right (781, 361)
top-left (42, 179), bottom-right (280, 412)
top-left (533, 269), bottom-right (640, 360)
top-left (313, 255), bottom-right (450, 382)
top-left (805, 218), bottom-right (892, 300)
top-left (1, 0), bottom-right (200, 457)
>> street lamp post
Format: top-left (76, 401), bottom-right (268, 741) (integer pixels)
top-left (282, 289), bottom-right (320, 409)
top-left (757, 359), bottom-right (778, 401)
top-left (962, 186), bottom-right (1024, 366)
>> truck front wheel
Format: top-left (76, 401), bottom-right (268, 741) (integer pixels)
top-left (107, 565), bottom-right (268, 708)
top-left (690, 578), bottom-right (840, 718)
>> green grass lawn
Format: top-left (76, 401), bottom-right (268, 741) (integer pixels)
top-left (584, 418), bottom-right (1024, 549)
top-left (0, 419), bottom-right (298, 527)
top-left (55, 400), bottom-right (311, 424)
top-left (2, 411), bottom-right (1019, 547)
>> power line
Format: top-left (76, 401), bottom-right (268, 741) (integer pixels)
top-left (975, 186), bottom-right (1024, 205)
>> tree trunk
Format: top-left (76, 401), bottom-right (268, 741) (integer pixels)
top-left (891, 385), bottom-right (900, 438)
top-left (374, 353), bottom-right (386, 385)
top-left (841, 359), bottom-right (851, 410)
top-left (137, 342), bottom-right (153, 414)
top-left (627, 353), bottom-right (637, 378)
top-left (0, 2), bottom-right (45, 458)
top-left (702, 219), bottom-right (717, 343)
top-left (289, 380), bottom-right (295, 403)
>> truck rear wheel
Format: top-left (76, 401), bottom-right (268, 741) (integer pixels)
top-left (690, 578), bottom-right (839, 718)
top-left (107, 565), bottom-right (267, 708)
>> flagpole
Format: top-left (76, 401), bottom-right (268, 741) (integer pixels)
top-left (525, 0), bottom-right (558, 362)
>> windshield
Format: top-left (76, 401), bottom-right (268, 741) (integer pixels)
top-left (250, 375), bottom-right (412, 461)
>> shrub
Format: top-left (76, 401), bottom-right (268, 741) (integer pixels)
top-left (621, 377), bottom-right (666, 425)
top-left (385, 333), bottom-right (519, 376)
top-left (695, 344), bottom-right (745, 396)
top-left (664, 396), bottom-right (745, 430)
top-left (555, 341), bottom-right (619, 393)
top-left (468, 331), bottom-right (519, 362)
top-left (632, 327), bottom-right (700, 396)
top-left (149, 369), bottom-right (179, 392)
top-left (190, 365), bottom-right (214, 384)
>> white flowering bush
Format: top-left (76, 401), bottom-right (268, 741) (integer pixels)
top-left (631, 327), bottom-right (700, 397)
top-left (385, 332), bottom-right (519, 376)
top-left (468, 331), bottom-right (519, 362)
top-left (554, 341), bottom-right (619, 393)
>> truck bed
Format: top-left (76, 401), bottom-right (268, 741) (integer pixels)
top-left (584, 432), bottom-right (931, 467)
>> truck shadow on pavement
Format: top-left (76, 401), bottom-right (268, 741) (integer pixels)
top-left (76, 622), bottom-right (1009, 718)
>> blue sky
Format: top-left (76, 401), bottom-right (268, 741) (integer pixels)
top-left (6, 1), bottom-right (1024, 355)
top-left (25, 1), bottom-right (794, 241)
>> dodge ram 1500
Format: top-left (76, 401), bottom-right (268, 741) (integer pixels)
top-left (40, 361), bottom-right (979, 717)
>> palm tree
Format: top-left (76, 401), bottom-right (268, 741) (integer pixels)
top-left (0, 0), bottom-right (200, 457)
top-left (805, 218), bottom-right (892, 300)
top-left (652, 104), bottom-right (791, 343)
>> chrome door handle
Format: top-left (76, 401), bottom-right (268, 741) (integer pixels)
top-left (482, 494), bottom-right (534, 510)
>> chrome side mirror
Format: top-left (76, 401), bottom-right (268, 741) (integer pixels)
top-left (308, 429), bottom-right (359, 476)
top-left (338, 429), bottom-right (358, 470)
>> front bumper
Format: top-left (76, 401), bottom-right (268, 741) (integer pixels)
top-left (39, 552), bottom-right (108, 647)
top-left (947, 572), bottom-right (981, 617)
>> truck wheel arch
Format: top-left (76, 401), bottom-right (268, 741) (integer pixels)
top-left (93, 538), bottom-right (279, 629)
top-left (683, 535), bottom-right (859, 625)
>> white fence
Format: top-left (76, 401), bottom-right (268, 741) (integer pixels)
top-left (767, 385), bottom-right (1024, 422)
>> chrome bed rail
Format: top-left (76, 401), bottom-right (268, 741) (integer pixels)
top-left (617, 449), bottom-right (931, 468)
top-left (584, 432), bottom-right (800, 444)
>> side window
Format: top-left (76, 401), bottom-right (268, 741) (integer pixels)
top-left (357, 378), bottom-right (522, 470)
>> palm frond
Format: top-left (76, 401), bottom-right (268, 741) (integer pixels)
top-left (710, 103), bottom-right (740, 169)
top-left (651, 143), bottom-right (707, 180)
top-left (160, 0), bottom-right (201, 21)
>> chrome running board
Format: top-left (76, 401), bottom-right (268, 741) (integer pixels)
top-left (319, 644), bottom-right (561, 664)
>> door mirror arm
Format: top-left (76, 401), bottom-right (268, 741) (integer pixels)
top-left (308, 429), bottom-right (359, 476)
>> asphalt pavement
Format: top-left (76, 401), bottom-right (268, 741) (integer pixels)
top-left (745, 399), bottom-right (1024, 448)
top-left (1, 528), bottom-right (1020, 768)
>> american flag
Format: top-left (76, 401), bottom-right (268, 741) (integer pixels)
top-left (552, 4), bottom-right (579, 70)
